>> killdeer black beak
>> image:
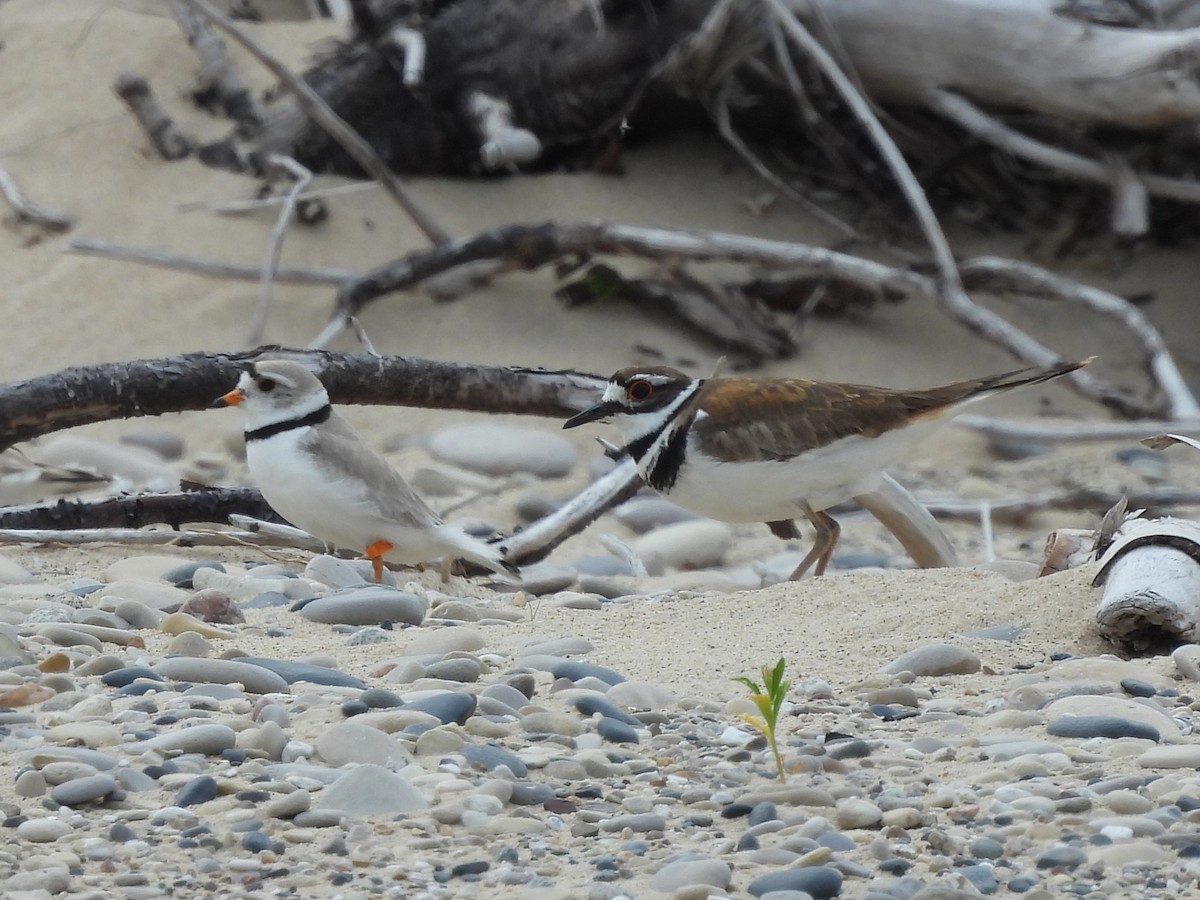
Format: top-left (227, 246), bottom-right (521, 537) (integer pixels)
top-left (563, 400), bottom-right (624, 429)
top-left (212, 388), bottom-right (245, 408)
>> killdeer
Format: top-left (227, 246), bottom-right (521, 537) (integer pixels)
top-left (564, 360), bottom-right (1088, 578)
top-left (215, 359), bottom-right (517, 583)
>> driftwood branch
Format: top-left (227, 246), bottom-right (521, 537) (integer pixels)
top-left (68, 238), bottom-right (356, 285)
top-left (179, 0), bottom-right (448, 245)
top-left (322, 219), bottom-right (1159, 418)
top-left (247, 155), bottom-right (313, 346)
top-left (0, 349), bottom-right (606, 453)
top-left (0, 166), bottom-right (73, 232)
top-left (0, 489), bottom-right (279, 531)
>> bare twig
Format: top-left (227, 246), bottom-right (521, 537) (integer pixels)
top-left (0, 166), bottom-right (73, 232)
top-left (113, 72), bottom-right (192, 160)
top-left (922, 487), bottom-right (1200, 521)
top-left (180, 0), bottom-right (449, 244)
top-left (247, 155), bottom-right (313, 346)
top-left (960, 258), bottom-right (1200, 418)
top-left (929, 89), bottom-right (1200, 208)
top-left (163, 0), bottom-right (259, 126)
top-left (178, 181), bottom-right (378, 216)
top-left (0, 526), bottom-right (323, 551)
top-left (68, 237), bottom-right (356, 284)
top-left (955, 415), bottom-right (1200, 443)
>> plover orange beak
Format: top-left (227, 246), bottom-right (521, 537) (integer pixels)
top-left (212, 388), bottom-right (245, 408)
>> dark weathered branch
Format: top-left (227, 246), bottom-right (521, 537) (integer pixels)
top-left (0, 489), bottom-right (279, 531)
top-left (181, 0), bottom-right (449, 245)
top-left (0, 350), bottom-right (606, 453)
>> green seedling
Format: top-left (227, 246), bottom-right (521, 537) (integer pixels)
top-left (732, 658), bottom-right (790, 782)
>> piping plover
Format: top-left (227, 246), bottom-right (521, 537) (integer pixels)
top-left (565, 360), bottom-right (1088, 578)
top-left (216, 359), bottom-right (517, 582)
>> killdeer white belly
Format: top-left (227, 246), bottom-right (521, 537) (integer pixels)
top-left (565, 360), bottom-right (1088, 579)
top-left (215, 359), bottom-right (517, 583)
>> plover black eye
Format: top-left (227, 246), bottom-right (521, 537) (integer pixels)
top-left (257, 378), bottom-right (278, 393)
top-left (627, 379), bottom-right (653, 402)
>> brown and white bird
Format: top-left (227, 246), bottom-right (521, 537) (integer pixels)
top-left (564, 360), bottom-right (1088, 579)
top-left (215, 359), bottom-right (516, 583)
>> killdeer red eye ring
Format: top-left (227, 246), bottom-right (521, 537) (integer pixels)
top-left (627, 380), bottom-right (653, 401)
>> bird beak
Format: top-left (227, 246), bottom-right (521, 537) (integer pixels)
top-left (212, 388), bottom-right (245, 408)
top-left (563, 400), bottom-right (623, 429)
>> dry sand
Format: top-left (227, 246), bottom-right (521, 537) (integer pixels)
top-left (2, 0), bottom-right (1200, 865)
top-left (1, 0), bottom-right (1197, 692)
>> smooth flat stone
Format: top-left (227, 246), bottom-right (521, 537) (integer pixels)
top-left (236, 657), bottom-right (365, 688)
top-left (633, 520), bottom-right (732, 575)
top-left (426, 424), bottom-right (577, 478)
top-left (49, 773), bottom-right (116, 806)
top-left (312, 764), bottom-right (428, 815)
top-left (132, 724), bottom-right (236, 756)
top-left (1042, 695), bottom-right (1181, 741)
top-left (747, 866), bottom-right (843, 898)
top-left (300, 588), bottom-right (427, 626)
top-left (652, 857), bottom-right (732, 893)
top-left (879, 643), bottom-right (981, 676)
top-left (314, 722), bottom-right (411, 767)
top-left (1046, 715), bottom-right (1160, 741)
top-left (461, 743), bottom-right (528, 777)
top-left (571, 694), bottom-right (642, 726)
top-left (154, 657), bottom-right (287, 694)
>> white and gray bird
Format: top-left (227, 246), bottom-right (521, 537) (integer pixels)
top-left (215, 359), bottom-right (516, 582)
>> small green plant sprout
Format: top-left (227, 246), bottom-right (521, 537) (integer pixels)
top-left (732, 658), bottom-right (791, 782)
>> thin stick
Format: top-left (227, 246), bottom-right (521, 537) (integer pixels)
top-left (961, 257), bottom-right (1200, 419)
top-left (0, 166), bottom-right (73, 232)
top-left (955, 414), bottom-right (1200, 443)
top-left (247, 155), bottom-right (312, 346)
top-left (180, 0), bottom-right (449, 245)
top-left (178, 181), bottom-right (378, 215)
top-left (766, 0), bottom-right (1104, 390)
top-left (929, 89), bottom-right (1200, 207)
top-left (0, 527), bottom-right (325, 551)
top-left (68, 237), bottom-right (356, 284)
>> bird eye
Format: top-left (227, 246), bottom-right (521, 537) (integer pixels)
top-left (627, 380), bottom-right (653, 401)
top-left (257, 378), bottom-right (277, 392)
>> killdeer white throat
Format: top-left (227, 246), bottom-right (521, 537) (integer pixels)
top-left (215, 359), bottom-right (517, 583)
top-left (564, 360), bottom-right (1088, 579)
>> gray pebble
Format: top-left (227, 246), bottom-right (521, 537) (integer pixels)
top-left (50, 774), bottom-right (117, 807)
top-left (879, 643), bottom-right (982, 676)
top-left (651, 857), bottom-right (732, 893)
top-left (153, 657), bottom-right (288, 694)
top-left (300, 588), bottom-right (427, 626)
top-left (599, 812), bottom-right (666, 833)
top-left (312, 764), bottom-right (428, 815)
top-left (748, 867), bottom-right (843, 898)
top-left (427, 424), bottom-right (577, 477)
top-left (236, 656), bottom-right (365, 688)
top-left (1046, 715), bottom-right (1159, 741)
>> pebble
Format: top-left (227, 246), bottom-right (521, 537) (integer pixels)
top-left (747, 866), bottom-right (843, 898)
top-left (879, 643), bottom-right (982, 676)
top-left (633, 520), bottom-right (733, 574)
top-left (312, 764), bottom-right (428, 815)
top-left (299, 588), bottom-right (427, 626)
top-left (153, 657), bottom-right (288, 694)
top-left (426, 424), bottom-right (577, 477)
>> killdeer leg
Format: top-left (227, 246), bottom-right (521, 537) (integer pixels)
top-left (784, 505), bottom-right (841, 580)
top-left (365, 539), bottom-right (394, 583)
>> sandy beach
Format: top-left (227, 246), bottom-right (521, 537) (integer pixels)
top-left (3, 2), bottom-right (1200, 898)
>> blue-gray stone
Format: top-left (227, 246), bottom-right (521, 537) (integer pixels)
top-left (970, 837), bottom-right (1005, 860)
top-left (571, 694), bottom-right (641, 726)
top-left (816, 831), bottom-right (855, 851)
top-left (1007, 876), bottom-right (1038, 892)
top-left (508, 781), bottom-right (555, 805)
top-left (360, 687), bottom-right (405, 709)
top-left (961, 864), bottom-right (999, 894)
top-left (1120, 678), bottom-right (1158, 698)
top-left (596, 716), bottom-right (639, 744)
top-left (175, 775), bottom-right (219, 807)
top-left (736, 832), bottom-right (759, 851)
top-left (748, 866), bottom-right (843, 898)
top-left (299, 588), bottom-right (426, 626)
top-left (236, 657), bottom-right (364, 688)
top-left (116, 679), bottom-right (170, 697)
top-left (1046, 716), bottom-right (1159, 742)
top-left (102, 666), bottom-right (164, 688)
top-left (241, 830), bottom-right (271, 852)
top-left (405, 692), bottom-right (475, 725)
top-left (163, 561), bottom-right (226, 588)
top-left (748, 802), bottom-right (779, 826)
top-left (1035, 845), bottom-right (1087, 869)
top-left (243, 591), bottom-right (289, 609)
top-left (549, 660), bottom-right (626, 686)
top-left (461, 743), bottom-right (527, 777)
top-left (109, 822), bottom-right (137, 842)
top-left (51, 774), bottom-right (117, 807)
top-left (870, 704), bottom-right (917, 722)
